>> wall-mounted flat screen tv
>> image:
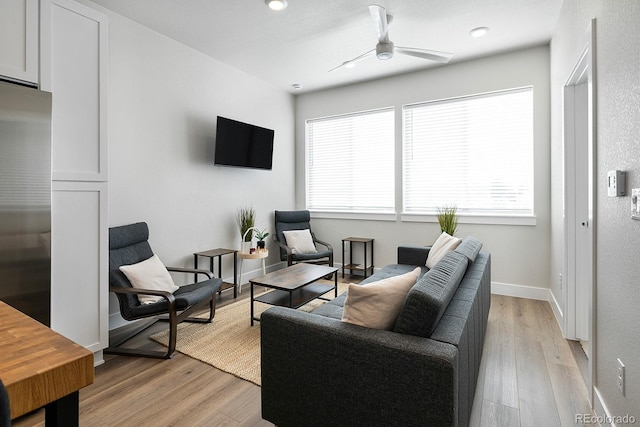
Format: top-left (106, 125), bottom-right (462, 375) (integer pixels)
top-left (214, 116), bottom-right (274, 170)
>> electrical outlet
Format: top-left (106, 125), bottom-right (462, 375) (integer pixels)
top-left (617, 358), bottom-right (625, 395)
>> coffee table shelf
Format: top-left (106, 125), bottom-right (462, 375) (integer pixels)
top-left (254, 283), bottom-right (334, 309)
top-left (250, 263), bottom-right (338, 325)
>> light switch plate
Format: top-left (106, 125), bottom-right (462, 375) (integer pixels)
top-left (632, 189), bottom-right (640, 221)
top-left (608, 170), bottom-right (626, 197)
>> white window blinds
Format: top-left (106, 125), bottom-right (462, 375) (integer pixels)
top-left (403, 87), bottom-right (534, 216)
top-left (306, 108), bottom-right (395, 213)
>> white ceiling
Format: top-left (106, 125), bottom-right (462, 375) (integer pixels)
top-left (89, 0), bottom-right (563, 93)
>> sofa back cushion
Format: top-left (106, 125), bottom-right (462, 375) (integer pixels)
top-left (393, 251), bottom-right (469, 337)
top-left (454, 236), bottom-right (483, 263)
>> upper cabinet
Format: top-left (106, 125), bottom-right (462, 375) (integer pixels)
top-left (43, 0), bottom-right (108, 182)
top-left (0, 0), bottom-right (39, 84)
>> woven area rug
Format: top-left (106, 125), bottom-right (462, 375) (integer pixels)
top-left (150, 281), bottom-right (348, 386)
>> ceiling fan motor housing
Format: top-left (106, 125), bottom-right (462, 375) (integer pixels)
top-left (376, 41), bottom-right (394, 60)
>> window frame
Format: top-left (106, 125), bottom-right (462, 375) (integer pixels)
top-left (400, 87), bottom-right (536, 225)
top-left (305, 107), bottom-right (396, 219)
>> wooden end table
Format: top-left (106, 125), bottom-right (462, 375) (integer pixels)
top-left (342, 237), bottom-right (374, 279)
top-left (249, 263), bottom-right (338, 326)
top-left (193, 248), bottom-right (238, 298)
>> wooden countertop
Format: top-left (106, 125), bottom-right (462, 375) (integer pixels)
top-left (0, 301), bottom-right (94, 419)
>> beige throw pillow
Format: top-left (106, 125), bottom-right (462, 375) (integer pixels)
top-left (119, 254), bottom-right (179, 304)
top-left (342, 267), bottom-right (421, 330)
top-left (425, 232), bottom-right (462, 269)
top-left (282, 229), bottom-right (318, 254)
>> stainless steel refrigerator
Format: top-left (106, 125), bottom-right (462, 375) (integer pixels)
top-left (0, 80), bottom-right (52, 326)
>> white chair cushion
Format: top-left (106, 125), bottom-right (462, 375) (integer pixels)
top-left (283, 229), bottom-right (318, 254)
top-left (119, 254), bottom-right (179, 304)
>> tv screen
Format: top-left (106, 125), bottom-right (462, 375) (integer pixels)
top-left (214, 116), bottom-right (274, 170)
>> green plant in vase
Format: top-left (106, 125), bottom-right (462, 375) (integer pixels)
top-left (255, 228), bottom-right (270, 250)
top-left (236, 206), bottom-right (256, 244)
top-left (437, 205), bottom-right (458, 236)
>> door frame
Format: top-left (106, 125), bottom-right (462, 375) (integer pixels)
top-left (562, 19), bottom-right (597, 404)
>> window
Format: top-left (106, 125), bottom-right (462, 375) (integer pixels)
top-left (306, 108), bottom-right (394, 214)
top-left (403, 87), bottom-right (534, 217)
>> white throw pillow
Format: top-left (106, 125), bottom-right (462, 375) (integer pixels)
top-left (282, 229), bottom-right (318, 254)
top-left (341, 267), bottom-right (421, 330)
top-left (119, 254), bottom-right (179, 305)
top-left (425, 232), bottom-right (462, 269)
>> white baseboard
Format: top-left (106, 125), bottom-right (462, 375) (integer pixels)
top-left (549, 290), bottom-right (564, 331)
top-left (109, 311), bottom-right (129, 330)
top-left (491, 282), bottom-right (568, 337)
top-left (93, 350), bottom-right (105, 367)
top-left (491, 281), bottom-right (551, 301)
top-left (594, 387), bottom-right (613, 427)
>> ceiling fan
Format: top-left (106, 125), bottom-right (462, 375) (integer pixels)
top-left (330, 4), bottom-right (453, 72)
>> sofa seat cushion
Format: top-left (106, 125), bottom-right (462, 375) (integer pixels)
top-left (393, 251), bottom-right (469, 337)
top-left (359, 264), bottom-right (428, 285)
top-left (311, 266), bottom-right (428, 320)
top-left (311, 266), bottom-right (427, 319)
top-left (310, 301), bottom-right (344, 319)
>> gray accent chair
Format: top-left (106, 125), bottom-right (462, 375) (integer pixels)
top-left (107, 222), bottom-right (222, 359)
top-left (274, 210), bottom-right (333, 268)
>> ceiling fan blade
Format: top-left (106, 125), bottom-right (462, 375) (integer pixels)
top-left (396, 46), bottom-right (453, 63)
top-left (329, 49), bottom-right (375, 72)
top-left (368, 4), bottom-right (389, 43)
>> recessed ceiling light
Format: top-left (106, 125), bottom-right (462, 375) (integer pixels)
top-left (265, 0), bottom-right (288, 11)
top-left (345, 62), bottom-right (356, 69)
top-left (292, 83), bottom-right (302, 90)
top-left (469, 26), bottom-right (489, 38)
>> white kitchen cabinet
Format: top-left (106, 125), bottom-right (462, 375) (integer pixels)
top-left (45, 0), bottom-right (109, 364)
top-left (47, 0), bottom-right (108, 182)
top-left (51, 181), bottom-right (108, 355)
top-left (0, 0), bottom-right (39, 84)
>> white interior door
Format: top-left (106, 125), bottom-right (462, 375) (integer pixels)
top-left (574, 82), bottom-right (591, 342)
top-left (562, 19), bottom-right (596, 404)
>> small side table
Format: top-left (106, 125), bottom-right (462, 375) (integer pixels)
top-left (237, 249), bottom-right (269, 293)
top-left (342, 237), bottom-right (374, 279)
top-left (193, 248), bottom-right (238, 298)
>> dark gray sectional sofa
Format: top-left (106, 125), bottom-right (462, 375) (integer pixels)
top-left (260, 237), bottom-right (491, 427)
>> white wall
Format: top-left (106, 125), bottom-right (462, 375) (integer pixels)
top-left (80, 2), bottom-right (296, 328)
top-left (550, 0), bottom-right (640, 420)
top-left (295, 46), bottom-right (551, 292)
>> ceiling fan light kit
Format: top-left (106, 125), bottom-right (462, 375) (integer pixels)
top-left (330, 4), bottom-right (453, 72)
top-left (265, 0), bottom-right (287, 11)
top-left (376, 42), bottom-right (394, 60)
top-left (469, 26), bottom-right (489, 37)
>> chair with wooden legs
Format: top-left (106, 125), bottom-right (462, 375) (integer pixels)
top-left (107, 222), bottom-right (222, 359)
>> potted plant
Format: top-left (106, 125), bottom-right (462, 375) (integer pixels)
top-left (255, 228), bottom-right (270, 250)
top-left (437, 205), bottom-right (458, 236)
top-left (236, 206), bottom-right (256, 248)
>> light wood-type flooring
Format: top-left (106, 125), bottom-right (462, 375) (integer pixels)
top-left (13, 278), bottom-right (594, 427)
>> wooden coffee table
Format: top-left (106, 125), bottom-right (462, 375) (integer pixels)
top-left (250, 263), bottom-right (338, 326)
